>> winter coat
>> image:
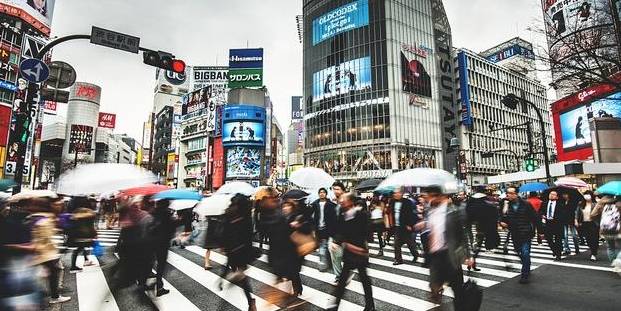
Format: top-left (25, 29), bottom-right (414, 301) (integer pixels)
top-left (222, 199), bottom-right (255, 268)
top-left (591, 196), bottom-right (621, 239)
top-left (260, 208), bottom-right (302, 279)
top-left (29, 212), bottom-right (60, 265)
top-left (334, 205), bottom-right (370, 265)
top-left (67, 208), bottom-right (97, 247)
top-left (501, 198), bottom-right (543, 245)
top-left (310, 199), bottom-right (337, 236)
top-left (466, 193), bottom-right (499, 249)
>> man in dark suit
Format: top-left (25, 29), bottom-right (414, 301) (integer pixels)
top-left (390, 186), bottom-right (419, 265)
top-left (310, 188), bottom-right (337, 272)
top-left (541, 190), bottom-right (566, 260)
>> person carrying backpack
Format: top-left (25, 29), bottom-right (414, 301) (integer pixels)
top-left (591, 195), bottom-right (621, 272)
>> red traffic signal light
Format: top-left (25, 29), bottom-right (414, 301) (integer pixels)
top-left (142, 50), bottom-right (185, 74)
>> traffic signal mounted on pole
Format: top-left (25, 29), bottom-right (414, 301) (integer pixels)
top-left (142, 50), bottom-right (185, 74)
top-left (524, 158), bottom-right (537, 172)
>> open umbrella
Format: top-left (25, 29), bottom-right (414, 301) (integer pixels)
top-left (542, 186), bottom-right (583, 205)
top-left (217, 181), bottom-right (255, 196)
top-left (596, 181), bottom-right (621, 196)
top-left (56, 164), bottom-right (157, 196)
top-left (194, 194), bottom-right (232, 217)
top-left (376, 168), bottom-right (459, 194)
top-left (153, 189), bottom-right (202, 201)
top-left (282, 189), bottom-right (309, 201)
top-left (519, 182), bottom-right (549, 193)
top-left (355, 179), bottom-right (382, 192)
top-left (0, 179), bottom-right (16, 192)
top-left (9, 190), bottom-right (58, 203)
top-left (289, 167), bottom-right (335, 191)
top-left (120, 184), bottom-right (170, 197)
top-left (168, 199), bottom-right (199, 211)
top-left (554, 177), bottom-right (588, 189)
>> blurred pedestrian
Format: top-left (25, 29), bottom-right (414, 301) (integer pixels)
top-left (310, 188), bottom-right (337, 271)
top-left (576, 191), bottom-right (599, 261)
top-left (417, 187), bottom-right (472, 309)
top-left (368, 197), bottom-right (386, 256)
top-left (541, 190), bottom-right (566, 260)
top-left (102, 197), bottom-right (118, 229)
top-left (465, 186), bottom-right (499, 271)
top-left (500, 186), bottom-right (543, 284)
top-left (282, 199), bottom-right (313, 296)
top-left (389, 186), bottom-right (419, 265)
top-left (203, 202), bottom-right (225, 270)
top-left (590, 194), bottom-right (621, 270)
top-left (67, 197), bottom-right (97, 272)
top-left (327, 192), bottom-right (374, 311)
top-left (561, 193), bottom-right (581, 255)
top-left (329, 181), bottom-right (346, 284)
top-left (220, 194), bottom-right (256, 310)
top-left (149, 199), bottom-right (176, 296)
top-left (526, 192), bottom-right (543, 244)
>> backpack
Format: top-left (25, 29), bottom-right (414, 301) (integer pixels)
top-left (600, 204), bottom-right (620, 235)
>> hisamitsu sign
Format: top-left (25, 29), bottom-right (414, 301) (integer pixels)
top-left (90, 26), bottom-right (140, 54)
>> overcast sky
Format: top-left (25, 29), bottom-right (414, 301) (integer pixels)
top-left (48, 0), bottom-right (547, 142)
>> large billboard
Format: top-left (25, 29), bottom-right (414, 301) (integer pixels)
top-left (0, 0), bottom-right (56, 36)
top-left (291, 96), bottom-right (303, 120)
top-left (98, 112), bottom-right (116, 129)
top-left (228, 48), bottom-right (263, 89)
top-left (68, 124), bottom-right (93, 154)
top-left (226, 146), bottom-right (261, 178)
top-left (484, 44), bottom-right (535, 63)
top-left (212, 137), bottom-right (224, 189)
top-left (181, 86), bottom-right (217, 130)
top-left (401, 52), bottom-right (432, 98)
top-left (312, 56), bottom-right (372, 102)
top-left (222, 121), bottom-right (265, 146)
top-left (191, 66), bottom-right (228, 102)
top-left (312, 0), bottom-right (369, 45)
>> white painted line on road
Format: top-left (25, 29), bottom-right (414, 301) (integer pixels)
top-left (74, 255), bottom-right (120, 311)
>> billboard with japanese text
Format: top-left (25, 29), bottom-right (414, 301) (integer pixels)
top-left (312, 0), bottom-right (369, 45)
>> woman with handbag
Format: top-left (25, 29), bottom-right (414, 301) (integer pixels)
top-left (369, 198), bottom-right (386, 256)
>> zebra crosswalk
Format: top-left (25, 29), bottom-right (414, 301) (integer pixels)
top-left (51, 228), bottom-right (121, 251)
top-left (46, 230), bottom-right (609, 311)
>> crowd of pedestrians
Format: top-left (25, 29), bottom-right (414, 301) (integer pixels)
top-left (1, 178), bottom-right (619, 311)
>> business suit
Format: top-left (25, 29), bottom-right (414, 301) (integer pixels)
top-left (541, 199), bottom-right (566, 258)
top-left (311, 199), bottom-right (337, 271)
top-left (389, 198), bottom-right (419, 263)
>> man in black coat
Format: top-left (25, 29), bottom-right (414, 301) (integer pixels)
top-left (465, 189), bottom-right (499, 271)
top-left (310, 188), bottom-right (337, 272)
top-left (500, 187), bottom-right (544, 284)
top-left (541, 190), bottom-right (566, 260)
top-left (390, 186), bottom-right (419, 265)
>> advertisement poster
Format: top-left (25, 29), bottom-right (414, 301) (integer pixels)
top-left (181, 86), bottom-right (217, 130)
top-left (312, 0), bottom-right (369, 45)
top-left (312, 56), bottom-right (372, 102)
top-left (226, 146), bottom-right (261, 178)
top-left (559, 90), bottom-right (621, 151)
top-left (191, 66), bottom-right (228, 103)
top-left (291, 96), bottom-right (303, 120)
top-left (69, 124), bottom-right (93, 153)
top-left (228, 68), bottom-right (263, 88)
top-left (401, 52), bottom-right (432, 98)
top-left (98, 112), bottom-right (116, 129)
top-left (222, 121), bottom-right (265, 145)
top-left (212, 137), bottom-right (224, 189)
top-left (0, 0), bottom-right (56, 35)
top-left (229, 48), bottom-right (264, 69)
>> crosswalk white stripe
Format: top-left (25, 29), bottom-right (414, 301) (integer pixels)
top-left (472, 252), bottom-right (614, 271)
top-left (248, 243), bottom-right (438, 311)
top-left (166, 251), bottom-right (280, 311)
top-left (185, 245), bottom-right (364, 311)
top-left (74, 255), bottom-right (120, 311)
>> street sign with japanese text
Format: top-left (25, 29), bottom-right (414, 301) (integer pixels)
top-left (90, 26), bottom-right (140, 54)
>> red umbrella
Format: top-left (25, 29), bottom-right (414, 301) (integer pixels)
top-left (120, 184), bottom-right (170, 197)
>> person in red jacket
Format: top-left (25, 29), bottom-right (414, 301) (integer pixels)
top-left (527, 192), bottom-right (543, 244)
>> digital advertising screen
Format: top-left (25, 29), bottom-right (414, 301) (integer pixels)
top-left (312, 56), bottom-right (372, 102)
top-left (401, 52), bottom-right (432, 98)
top-left (226, 146), bottom-right (261, 178)
top-left (312, 0), bottom-right (369, 45)
top-left (222, 121), bottom-right (265, 146)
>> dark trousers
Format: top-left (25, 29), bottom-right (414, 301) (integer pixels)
top-left (393, 227), bottom-right (418, 261)
top-left (71, 246), bottom-right (89, 268)
top-left (371, 223), bottom-right (385, 248)
top-left (333, 260), bottom-right (373, 308)
top-left (581, 222), bottom-right (599, 256)
top-left (42, 259), bottom-right (60, 298)
top-left (155, 244), bottom-right (168, 288)
top-left (428, 250), bottom-right (464, 311)
top-left (545, 222), bottom-right (563, 257)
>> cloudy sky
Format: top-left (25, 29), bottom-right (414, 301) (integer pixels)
top-left (49, 0), bottom-right (547, 142)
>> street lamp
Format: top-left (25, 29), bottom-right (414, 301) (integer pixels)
top-left (501, 93), bottom-right (552, 184)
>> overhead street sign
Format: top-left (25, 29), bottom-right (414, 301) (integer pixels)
top-left (46, 61), bottom-right (77, 89)
top-left (90, 26), bottom-right (140, 54)
top-left (19, 58), bottom-right (49, 83)
top-left (21, 34), bottom-right (47, 59)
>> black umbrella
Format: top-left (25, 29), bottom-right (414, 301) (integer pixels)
top-left (542, 186), bottom-right (583, 205)
top-left (355, 179), bottom-right (382, 192)
top-left (282, 189), bottom-right (309, 201)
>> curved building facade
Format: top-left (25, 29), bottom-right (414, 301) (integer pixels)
top-left (61, 82), bottom-right (102, 164)
top-left (303, 0), bottom-right (459, 184)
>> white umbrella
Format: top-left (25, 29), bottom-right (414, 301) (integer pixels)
top-left (554, 177), bottom-right (588, 189)
top-left (55, 163), bottom-right (158, 196)
top-left (376, 168), bottom-right (459, 194)
top-left (217, 181), bottom-right (256, 196)
top-left (168, 199), bottom-right (199, 211)
top-left (194, 194), bottom-right (232, 217)
top-left (289, 167), bottom-right (335, 191)
top-left (9, 190), bottom-right (58, 203)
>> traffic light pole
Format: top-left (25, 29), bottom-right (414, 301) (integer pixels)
top-left (530, 101), bottom-right (552, 185)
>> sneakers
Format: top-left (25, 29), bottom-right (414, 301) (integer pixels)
top-left (392, 260), bottom-right (403, 266)
top-left (69, 267), bottom-right (83, 273)
top-left (590, 255), bottom-right (597, 261)
top-left (49, 296), bottom-right (71, 304)
top-left (156, 288), bottom-right (170, 297)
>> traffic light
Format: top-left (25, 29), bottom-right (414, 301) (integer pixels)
top-left (524, 158), bottom-right (537, 172)
top-left (142, 50), bottom-right (185, 74)
top-left (501, 93), bottom-right (519, 110)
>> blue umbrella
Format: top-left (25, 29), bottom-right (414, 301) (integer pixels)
top-left (596, 181), bottom-right (621, 196)
top-left (519, 182), bottom-right (549, 193)
top-left (153, 189), bottom-right (202, 201)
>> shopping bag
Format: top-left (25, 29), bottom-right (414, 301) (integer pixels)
top-left (92, 240), bottom-right (104, 257)
top-left (290, 230), bottom-right (317, 257)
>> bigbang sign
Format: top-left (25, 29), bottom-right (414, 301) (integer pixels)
top-left (312, 0), bottom-right (369, 45)
top-left (312, 56), bottom-right (372, 102)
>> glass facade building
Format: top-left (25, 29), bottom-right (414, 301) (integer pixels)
top-left (303, 0), bottom-right (458, 183)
